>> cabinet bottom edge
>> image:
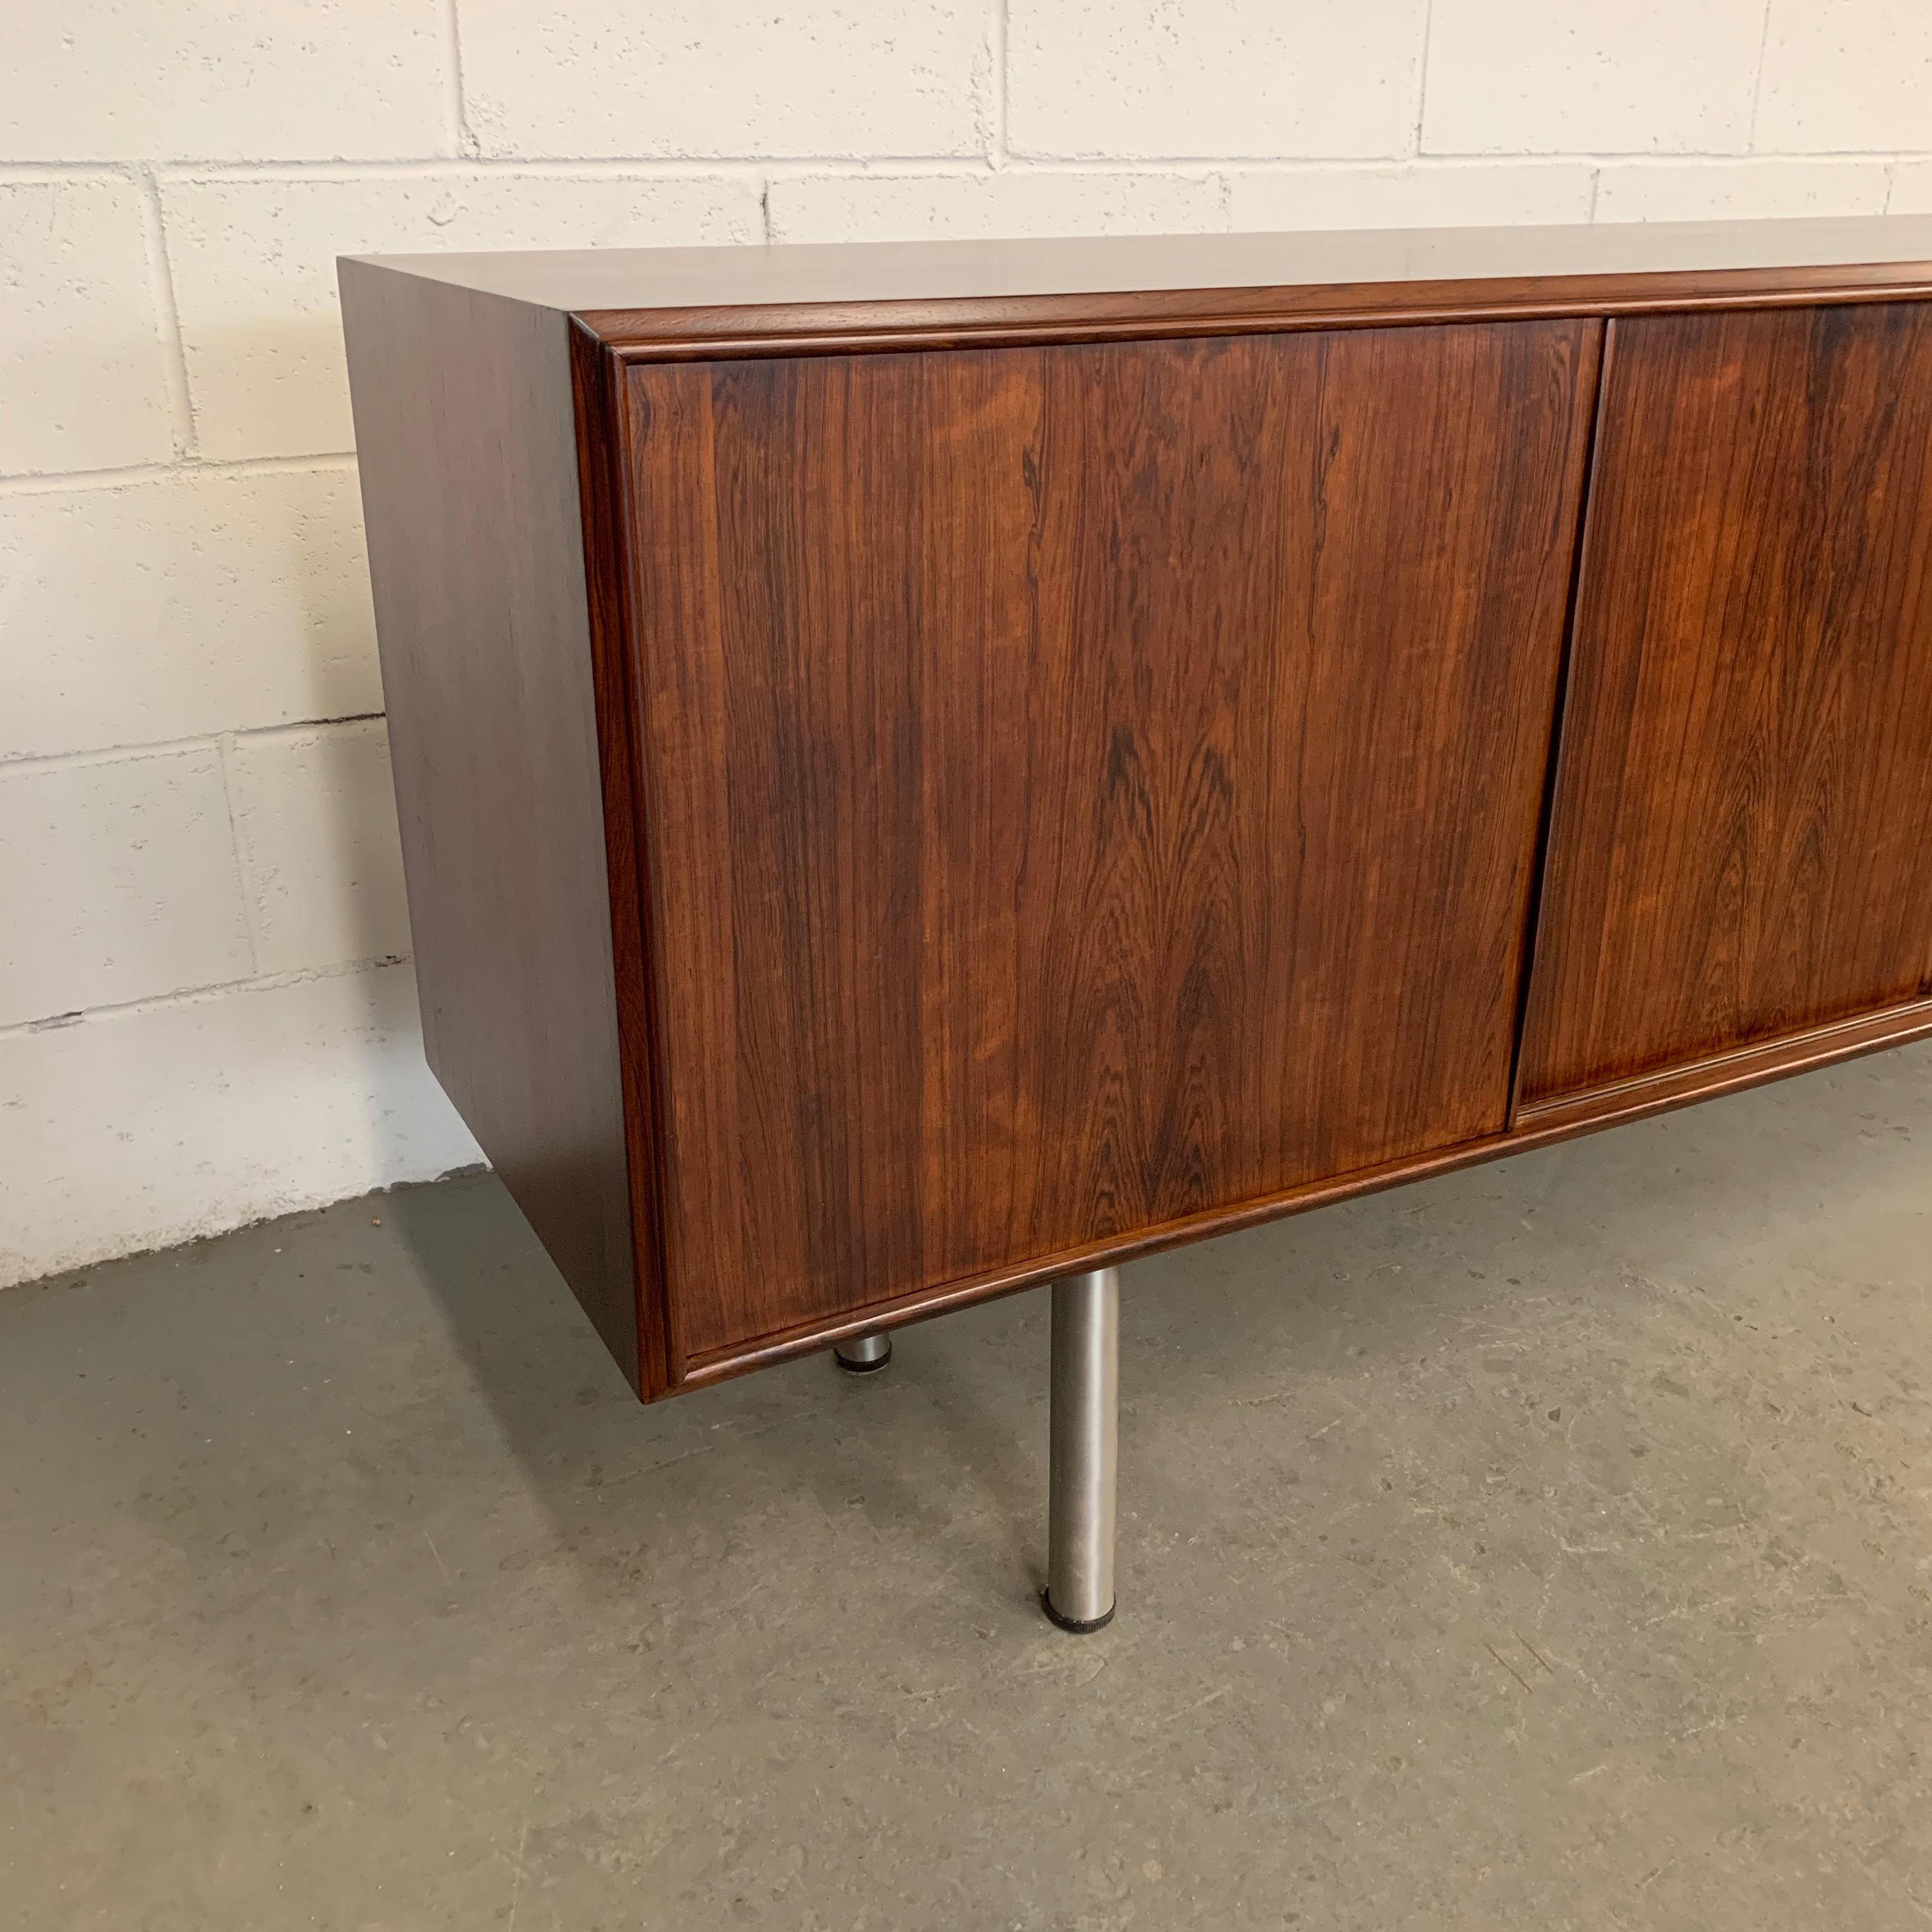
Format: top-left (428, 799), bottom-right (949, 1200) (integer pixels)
top-left (667, 993), bottom-right (1932, 1396)
top-left (1514, 994), bottom-right (1932, 1135)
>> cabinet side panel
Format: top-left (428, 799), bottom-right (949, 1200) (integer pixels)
top-left (339, 264), bottom-right (645, 1393)
top-left (1520, 303), bottom-right (1932, 1106)
top-left (631, 325), bottom-right (1597, 1361)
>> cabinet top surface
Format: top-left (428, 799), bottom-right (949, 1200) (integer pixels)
top-left (345, 215), bottom-right (1932, 339)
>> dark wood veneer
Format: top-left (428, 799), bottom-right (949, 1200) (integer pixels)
top-left (339, 266), bottom-right (648, 1390)
top-left (340, 220), bottom-right (1932, 1401)
top-left (365, 215), bottom-right (1932, 340)
top-left (1520, 303), bottom-right (1932, 1105)
top-left (626, 325), bottom-right (1596, 1356)
top-left (691, 993), bottom-right (1932, 1390)
top-left (358, 215), bottom-right (1932, 358)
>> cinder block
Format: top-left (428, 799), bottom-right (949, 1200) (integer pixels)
top-left (1, 179), bottom-right (172, 477)
top-left (0, 466), bottom-right (380, 760)
top-left (1009, 0), bottom-right (1427, 160)
top-left (1226, 163), bottom-right (1593, 233)
top-left (457, 0), bottom-right (987, 158)
top-left (1595, 161), bottom-right (1894, 226)
top-left (1422, 0), bottom-right (1766, 155)
top-left (230, 721), bottom-right (410, 976)
top-left (0, 964), bottom-right (482, 1286)
top-left (1889, 162), bottom-right (1932, 215)
top-left (1758, 1), bottom-right (1932, 154)
top-left (769, 171), bottom-right (1222, 246)
top-left (0, 749), bottom-right (252, 1029)
top-left (163, 171), bottom-right (764, 461)
top-left (2, 0), bottom-right (447, 162)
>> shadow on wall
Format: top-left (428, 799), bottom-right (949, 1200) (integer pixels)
top-left (0, 301), bottom-right (479, 1285)
top-left (0, 960), bottom-right (480, 1287)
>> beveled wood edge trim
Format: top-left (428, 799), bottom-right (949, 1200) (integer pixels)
top-left (579, 266), bottom-right (1932, 363)
top-left (1514, 993), bottom-right (1932, 1135)
top-left (673, 994), bottom-right (1932, 1393)
top-left (569, 320), bottom-right (684, 1398)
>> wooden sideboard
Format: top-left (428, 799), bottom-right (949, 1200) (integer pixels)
top-left (341, 218), bottom-right (1932, 1422)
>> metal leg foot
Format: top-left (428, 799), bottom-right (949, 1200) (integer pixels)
top-left (1043, 1267), bottom-right (1119, 1632)
top-left (833, 1330), bottom-right (892, 1374)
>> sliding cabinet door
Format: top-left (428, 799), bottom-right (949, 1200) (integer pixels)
top-left (1520, 303), bottom-right (1932, 1114)
top-left (626, 322), bottom-right (1599, 1358)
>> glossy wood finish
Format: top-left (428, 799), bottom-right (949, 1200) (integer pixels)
top-left (351, 215), bottom-right (1932, 365)
top-left (339, 223), bottom-right (1932, 1403)
top-left (1517, 995), bottom-right (1932, 1135)
top-left (1519, 304), bottom-right (1932, 1107)
top-left (339, 266), bottom-right (651, 1391)
top-left (694, 993), bottom-right (1932, 1386)
top-left (625, 324), bottom-right (1598, 1358)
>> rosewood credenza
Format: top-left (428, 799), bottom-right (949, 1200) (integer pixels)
top-left (341, 218), bottom-right (1932, 1629)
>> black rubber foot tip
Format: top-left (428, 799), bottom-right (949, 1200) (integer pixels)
top-left (833, 1344), bottom-right (891, 1374)
top-left (1041, 1588), bottom-right (1116, 1634)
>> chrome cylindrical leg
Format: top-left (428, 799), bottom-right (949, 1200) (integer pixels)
top-left (1044, 1267), bottom-right (1119, 1632)
top-left (833, 1330), bottom-right (892, 1374)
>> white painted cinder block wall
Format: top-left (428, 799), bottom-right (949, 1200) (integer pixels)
top-left (4, 1), bottom-right (1931, 1287)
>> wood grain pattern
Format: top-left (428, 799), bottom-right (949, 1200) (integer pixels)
top-left (686, 997), bottom-right (1932, 1389)
top-left (1515, 994), bottom-right (1932, 1135)
top-left (1519, 303), bottom-right (1932, 1107)
top-left (339, 264), bottom-right (651, 1391)
top-left (341, 233), bottom-right (1932, 1402)
top-left (624, 323), bottom-right (1600, 1359)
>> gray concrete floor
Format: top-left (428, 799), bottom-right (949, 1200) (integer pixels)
top-left (5, 1046), bottom-right (1931, 1931)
